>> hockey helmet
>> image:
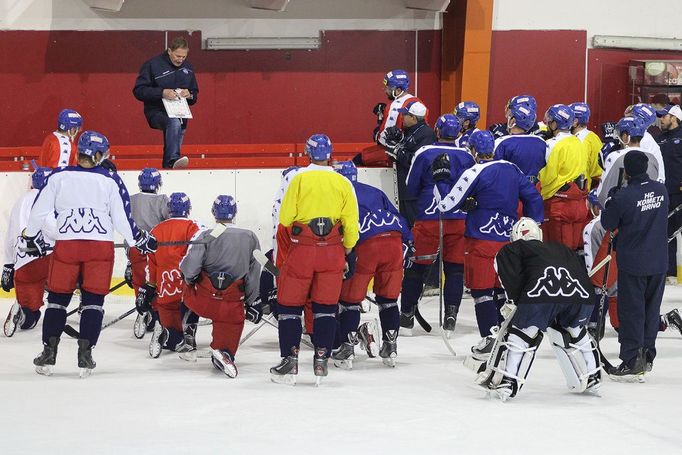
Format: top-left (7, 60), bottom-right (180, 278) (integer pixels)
top-left (435, 114), bottom-right (461, 140)
top-left (57, 109), bottom-right (83, 131)
top-left (508, 103), bottom-right (537, 131)
top-left (468, 130), bottom-right (495, 157)
top-left (168, 192), bottom-right (191, 218)
top-left (334, 160), bottom-right (358, 182)
top-left (615, 116), bottom-right (647, 139)
top-left (305, 134), bottom-right (332, 161)
top-left (569, 102), bottom-right (591, 125)
top-left (383, 69), bottom-right (410, 91)
top-left (629, 103), bottom-right (657, 127)
top-left (454, 101), bottom-right (481, 125)
top-left (77, 130), bottom-right (110, 162)
top-left (544, 104), bottom-right (574, 131)
top-left (138, 168), bottom-right (162, 193)
top-left (31, 167), bottom-right (52, 190)
top-left (511, 217), bottom-right (543, 242)
top-left (212, 195), bottom-right (237, 221)
top-left (508, 95), bottom-right (537, 111)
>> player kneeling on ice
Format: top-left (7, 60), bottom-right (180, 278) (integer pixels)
top-left (136, 192), bottom-right (203, 358)
top-left (23, 131), bottom-right (157, 377)
top-left (470, 218), bottom-right (601, 401)
top-left (179, 196), bottom-right (262, 378)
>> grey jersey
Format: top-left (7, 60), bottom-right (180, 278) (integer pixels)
top-left (596, 147), bottom-right (660, 207)
top-left (179, 224), bottom-right (261, 305)
top-left (130, 192), bottom-right (170, 231)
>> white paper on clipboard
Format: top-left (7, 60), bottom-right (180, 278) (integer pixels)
top-left (162, 96), bottom-right (193, 119)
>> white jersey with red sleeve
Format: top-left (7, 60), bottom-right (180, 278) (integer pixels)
top-left (38, 132), bottom-right (75, 168)
top-left (377, 92), bottom-right (420, 147)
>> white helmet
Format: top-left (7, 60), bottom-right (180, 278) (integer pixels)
top-left (511, 217), bottom-right (542, 242)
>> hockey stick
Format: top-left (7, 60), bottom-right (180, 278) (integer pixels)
top-left (668, 204), bottom-right (682, 219)
top-left (65, 280), bottom-right (129, 318)
top-left (438, 212), bottom-right (456, 356)
top-left (63, 307), bottom-right (137, 339)
top-left (253, 249), bottom-right (279, 277)
top-left (239, 315), bottom-right (270, 346)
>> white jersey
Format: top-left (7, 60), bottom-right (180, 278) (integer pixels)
top-left (271, 167), bottom-right (304, 249)
top-left (4, 189), bottom-right (57, 270)
top-left (641, 131), bottom-right (665, 182)
top-left (25, 166), bottom-right (139, 245)
top-left (377, 91), bottom-right (416, 147)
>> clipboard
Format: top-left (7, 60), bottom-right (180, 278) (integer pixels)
top-left (162, 95), bottom-right (193, 119)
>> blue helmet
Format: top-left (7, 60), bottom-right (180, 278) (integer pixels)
top-left (31, 167), bottom-right (52, 190)
top-left (508, 103), bottom-right (537, 131)
top-left (57, 109), bottom-right (82, 131)
top-left (305, 134), bottom-right (332, 161)
top-left (138, 168), bottom-right (162, 193)
top-left (508, 95), bottom-right (537, 111)
top-left (570, 102), bottom-right (591, 125)
top-left (630, 103), bottom-right (657, 127)
top-left (435, 114), bottom-right (461, 139)
top-left (454, 101), bottom-right (481, 125)
top-left (77, 130), bottom-right (109, 161)
top-left (468, 130), bottom-right (495, 156)
top-left (615, 116), bottom-right (647, 138)
top-left (212, 195), bottom-right (237, 221)
top-left (334, 160), bottom-right (358, 182)
top-left (545, 104), bottom-right (574, 130)
top-left (383, 69), bottom-right (410, 90)
top-left (168, 192), bottom-right (191, 218)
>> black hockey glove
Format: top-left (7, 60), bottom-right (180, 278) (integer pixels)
top-left (256, 288), bottom-right (278, 315)
top-left (373, 102), bottom-right (387, 123)
top-left (1, 264), bottom-right (14, 292)
top-left (135, 283), bottom-right (156, 314)
top-left (402, 241), bottom-right (417, 269)
top-left (134, 230), bottom-right (158, 254)
top-left (489, 122), bottom-right (508, 139)
top-left (431, 153), bottom-right (452, 182)
top-left (246, 301), bottom-right (263, 324)
top-left (22, 230), bottom-right (48, 258)
top-left (461, 197), bottom-right (478, 212)
top-left (344, 250), bottom-right (357, 280)
top-left (601, 121), bottom-right (617, 141)
top-left (100, 158), bottom-right (117, 173)
top-left (124, 261), bottom-right (133, 288)
top-left (384, 126), bottom-right (404, 148)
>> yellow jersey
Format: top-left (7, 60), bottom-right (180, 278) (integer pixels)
top-left (539, 132), bottom-right (589, 199)
top-left (575, 128), bottom-right (603, 188)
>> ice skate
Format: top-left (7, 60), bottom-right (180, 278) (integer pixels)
top-left (133, 311), bottom-right (153, 339)
top-left (399, 312), bottom-right (414, 337)
top-left (332, 332), bottom-right (358, 370)
top-left (464, 335), bottom-right (496, 373)
top-left (358, 320), bottom-right (380, 358)
top-left (443, 305), bottom-right (458, 336)
top-left (211, 349), bottom-right (238, 378)
top-left (270, 355), bottom-right (298, 386)
top-left (584, 372), bottom-right (602, 395)
top-left (379, 329), bottom-right (398, 367)
top-left (313, 348), bottom-right (329, 386)
top-left (34, 336), bottom-right (59, 376)
top-left (77, 339), bottom-right (96, 378)
top-left (608, 350), bottom-right (646, 383)
top-left (490, 377), bottom-right (517, 402)
top-left (664, 309), bottom-right (682, 336)
top-left (149, 324), bottom-right (169, 358)
top-left (4, 302), bottom-right (24, 337)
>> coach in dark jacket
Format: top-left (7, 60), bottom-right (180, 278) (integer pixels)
top-left (602, 150), bottom-right (668, 377)
top-left (133, 36), bottom-right (199, 169)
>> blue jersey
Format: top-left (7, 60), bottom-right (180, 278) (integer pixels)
top-left (352, 181), bottom-right (412, 245)
top-left (493, 134), bottom-right (547, 181)
top-left (437, 160), bottom-right (544, 242)
top-left (455, 128), bottom-right (479, 149)
top-left (406, 143), bottom-right (475, 221)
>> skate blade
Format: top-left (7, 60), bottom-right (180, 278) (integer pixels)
top-left (35, 365), bottom-right (53, 376)
top-left (270, 373), bottom-right (296, 386)
top-left (218, 363), bottom-right (238, 378)
top-left (315, 376), bottom-right (323, 387)
top-left (583, 385), bottom-right (602, 397)
top-left (608, 373), bottom-right (645, 383)
top-left (332, 358), bottom-right (353, 370)
top-left (79, 368), bottom-right (93, 379)
top-left (179, 350), bottom-right (198, 362)
top-left (367, 343), bottom-right (380, 358)
top-left (381, 356), bottom-right (396, 368)
top-left (444, 329), bottom-right (454, 339)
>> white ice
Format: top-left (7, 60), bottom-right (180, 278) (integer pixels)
top-left (1, 289), bottom-right (681, 455)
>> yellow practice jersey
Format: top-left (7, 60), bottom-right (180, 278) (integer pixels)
top-left (575, 128), bottom-right (603, 188)
top-left (539, 132), bottom-right (589, 199)
top-left (279, 163), bottom-right (360, 249)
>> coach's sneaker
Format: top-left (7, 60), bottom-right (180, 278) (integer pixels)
top-left (4, 302), bottom-right (25, 337)
top-left (608, 349), bottom-right (646, 383)
top-left (664, 309), bottom-right (682, 336)
top-left (379, 329), bottom-right (398, 367)
top-left (149, 325), bottom-right (169, 358)
top-left (77, 339), bottom-right (96, 378)
top-left (211, 349), bottom-right (238, 378)
top-left (34, 336), bottom-right (60, 376)
top-left (313, 347), bottom-right (329, 386)
top-left (358, 320), bottom-right (380, 358)
top-left (171, 156), bottom-right (189, 169)
top-left (270, 353), bottom-right (299, 386)
top-left (332, 332), bottom-right (358, 370)
top-left (399, 311), bottom-right (414, 337)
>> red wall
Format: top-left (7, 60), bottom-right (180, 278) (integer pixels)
top-left (0, 30), bottom-right (441, 147)
top-left (486, 30), bottom-right (587, 126)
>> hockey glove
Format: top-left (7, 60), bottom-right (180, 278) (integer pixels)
top-left (134, 230), bottom-right (158, 254)
top-left (587, 189), bottom-right (603, 211)
top-left (431, 153), bottom-right (452, 182)
top-left (461, 197), bottom-right (478, 212)
top-left (184, 274), bottom-right (202, 286)
top-left (344, 250), bottom-right (357, 280)
top-left (489, 122), bottom-right (508, 139)
top-left (100, 158), bottom-right (117, 173)
top-left (1, 264), bottom-right (14, 292)
top-left (384, 126), bottom-right (404, 148)
top-left (124, 261), bottom-right (133, 288)
top-left (135, 283), bottom-right (156, 314)
top-left (22, 230), bottom-right (48, 257)
top-left (246, 301), bottom-right (263, 324)
top-left (402, 241), bottom-right (417, 269)
top-left (373, 102), bottom-right (387, 122)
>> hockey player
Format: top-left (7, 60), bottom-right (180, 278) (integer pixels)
top-left (453, 101), bottom-right (480, 148)
top-left (475, 218), bottom-right (600, 401)
top-left (270, 134), bottom-right (359, 385)
top-left (38, 109), bottom-right (82, 168)
top-left (127, 168), bottom-right (170, 337)
top-left (538, 104), bottom-right (590, 250)
top-left (400, 114), bottom-right (474, 335)
top-left (2, 167), bottom-right (56, 336)
top-left (570, 102), bottom-right (603, 189)
top-left (437, 130), bottom-right (544, 346)
top-left (625, 103), bottom-right (666, 180)
top-left (180, 195), bottom-right (262, 378)
top-left (136, 192), bottom-right (203, 358)
top-left (23, 130), bottom-right (157, 377)
top-left (602, 150), bottom-right (668, 381)
top-left (331, 161), bottom-right (412, 368)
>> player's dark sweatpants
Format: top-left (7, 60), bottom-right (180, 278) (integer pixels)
top-left (616, 270), bottom-right (665, 364)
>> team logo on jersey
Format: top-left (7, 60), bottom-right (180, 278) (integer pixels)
top-left (479, 213), bottom-right (513, 237)
top-left (527, 266), bottom-right (589, 299)
top-left (59, 208), bottom-right (107, 235)
top-left (426, 197), bottom-right (462, 215)
top-left (359, 210), bottom-right (401, 233)
top-left (158, 269), bottom-right (183, 298)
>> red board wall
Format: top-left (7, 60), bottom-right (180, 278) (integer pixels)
top-left (0, 30), bottom-right (441, 147)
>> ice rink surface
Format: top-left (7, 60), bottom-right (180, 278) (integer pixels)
top-left (1, 288), bottom-right (681, 455)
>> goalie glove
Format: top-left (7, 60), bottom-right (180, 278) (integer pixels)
top-left (431, 153), bottom-right (452, 182)
top-left (1, 264), bottom-right (14, 292)
top-left (135, 283), bottom-right (156, 314)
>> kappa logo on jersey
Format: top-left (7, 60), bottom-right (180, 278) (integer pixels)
top-left (426, 196), bottom-right (462, 215)
top-left (359, 210), bottom-right (402, 233)
top-left (479, 213), bottom-right (513, 237)
top-left (527, 266), bottom-right (589, 299)
top-left (158, 269), bottom-right (183, 298)
top-left (59, 208), bottom-right (107, 234)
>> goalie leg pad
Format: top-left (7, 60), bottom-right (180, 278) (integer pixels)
top-left (547, 325), bottom-right (601, 393)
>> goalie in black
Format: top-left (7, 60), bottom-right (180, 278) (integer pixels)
top-left (468, 217), bottom-right (601, 401)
